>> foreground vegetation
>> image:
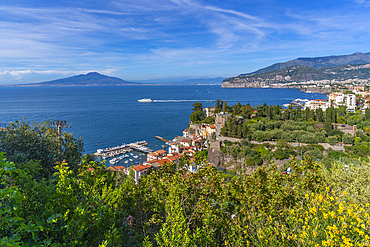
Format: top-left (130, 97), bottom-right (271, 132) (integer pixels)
top-left (1, 120), bottom-right (370, 246)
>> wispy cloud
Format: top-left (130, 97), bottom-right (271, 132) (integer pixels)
top-left (0, 0), bottom-right (370, 84)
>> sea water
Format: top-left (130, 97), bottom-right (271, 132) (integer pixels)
top-left (0, 85), bottom-right (326, 154)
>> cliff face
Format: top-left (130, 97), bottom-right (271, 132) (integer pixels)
top-left (207, 141), bottom-right (223, 167)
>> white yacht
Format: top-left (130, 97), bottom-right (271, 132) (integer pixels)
top-left (138, 98), bottom-right (153, 103)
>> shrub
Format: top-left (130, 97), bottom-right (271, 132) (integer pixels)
top-left (327, 136), bottom-right (338, 145)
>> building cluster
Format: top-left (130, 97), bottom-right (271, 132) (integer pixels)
top-left (305, 93), bottom-right (357, 112)
top-left (107, 122), bottom-right (218, 183)
top-left (303, 86), bottom-right (370, 113)
top-left (273, 78), bottom-right (370, 90)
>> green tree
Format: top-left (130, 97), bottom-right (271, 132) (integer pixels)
top-left (327, 136), bottom-right (338, 146)
top-left (222, 101), bottom-right (232, 112)
top-left (343, 133), bottom-right (355, 145)
top-left (233, 102), bottom-right (242, 115)
top-left (192, 102), bottom-right (203, 112)
top-left (366, 108), bottom-right (370, 121)
top-left (316, 108), bottom-right (324, 122)
top-left (0, 120), bottom-right (83, 179)
top-left (305, 108), bottom-right (311, 122)
top-left (215, 99), bottom-right (222, 111)
top-left (190, 110), bottom-right (205, 123)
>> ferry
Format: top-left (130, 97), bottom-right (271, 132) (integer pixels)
top-left (138, 98), bottom-right (153, 103)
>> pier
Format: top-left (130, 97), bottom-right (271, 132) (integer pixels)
top-left (155, 136), bottom-right (169, 142)
top-left (128, 141), bottom-right (153, 153)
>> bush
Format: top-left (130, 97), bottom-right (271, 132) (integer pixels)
top-left (273, 148), bottom-right (289, 160)
top-left (343, 133), bottom-right (355, 145)
top-left (328, 129), bottom-right (344, 137)
top-left (327, 136), bottom-right (338, 145)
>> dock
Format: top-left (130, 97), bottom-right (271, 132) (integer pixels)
top-left (155, 136), bottom-right (169, 142)
top-left (128, 141), bottom-right (153, 153)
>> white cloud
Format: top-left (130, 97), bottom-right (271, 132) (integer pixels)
top-left (1, 70), bottom-right (77, 77)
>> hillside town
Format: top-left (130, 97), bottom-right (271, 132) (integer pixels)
top-left (106, 123), bottom-right (217, 182)
top-left (273, 78), bottom-right (370, 94)
top-left (299, 85), bottom-right (370, 113)
top-left (106, 82), bottom-right (370, 182)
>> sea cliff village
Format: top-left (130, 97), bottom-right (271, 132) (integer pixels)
top-left (104, 123), bottom-right (217, 183)
top-left (102, 84), bottom-right (370, 182)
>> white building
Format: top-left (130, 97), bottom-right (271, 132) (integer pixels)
top-left (305, 99), bottom-right (330, 111)
top-left (132, 164), bottom-right (151, 183)
top-left (344, 94), bottom-right (356, 107)
top-left (328, 93), bottom-right (357, 108)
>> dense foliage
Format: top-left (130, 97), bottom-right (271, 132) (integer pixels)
top-left (0, 120), bottom-right (83, 179)
top-left (2, 116), bottom-right (370, 246)
top-left (2, 153), bottom-right (370, 246)
top-left (217, 102), bottom-right (370, 163)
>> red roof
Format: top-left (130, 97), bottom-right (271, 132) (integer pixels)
top-left (133, 164), bottom-right (151, 171)
top-left (150, 149), bottom-right (166, 155)
top-left (106, 166), bottom-right (127, 172)
top-left (157, 158), bottom-right (171, 166)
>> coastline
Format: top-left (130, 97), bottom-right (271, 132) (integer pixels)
top-left (0, 83), bottom-right (223, 87)
top-left (221, 85), bottom-right (330, 95)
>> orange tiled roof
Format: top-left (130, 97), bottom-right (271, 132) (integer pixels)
top-left (133, 164), bottom-right (151, 171)
top-left (157, 158), bottom-right (171, 166)
top-left (149, 149), bottom-right (166, 156)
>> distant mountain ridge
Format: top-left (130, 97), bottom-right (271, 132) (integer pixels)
top-left (222, 63), bottom-right (370, 88)
top-left (3, 73), bottom-right (224, 87)
top-left (222, 52), bottom-right (370, 88)
top-left (7, 72), bottom-right (140, 87)
top-left (242, 52), bottom-right (370, 76)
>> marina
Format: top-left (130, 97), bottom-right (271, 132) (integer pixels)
top-left (94, 140), bottom-right (153, 159)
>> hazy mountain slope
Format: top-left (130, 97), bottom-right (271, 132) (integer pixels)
top-left (242, 52), bottom-right (370, 75)
top-left (222, 63), bottom-right (370, 88)
top-left (19, 72), bottom-right (140, 86)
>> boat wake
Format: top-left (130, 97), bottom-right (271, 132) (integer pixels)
top-left (153, 99), bottom-right (214, 102)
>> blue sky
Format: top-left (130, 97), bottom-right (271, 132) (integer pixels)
top-left (1, 0), bottom-right (370, 84)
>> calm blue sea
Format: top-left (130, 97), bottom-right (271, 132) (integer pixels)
top-left (0, 86), bottom-right (326, 154)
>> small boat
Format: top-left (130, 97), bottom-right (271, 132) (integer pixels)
top-left (129, 159), bottom-right (133, 162)
top-left (138, 98), bottom-right (153, 103)
top-left (133, 155), bottom-right (138, 158)
top-left (124, 160), bottom-right (129, 164)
